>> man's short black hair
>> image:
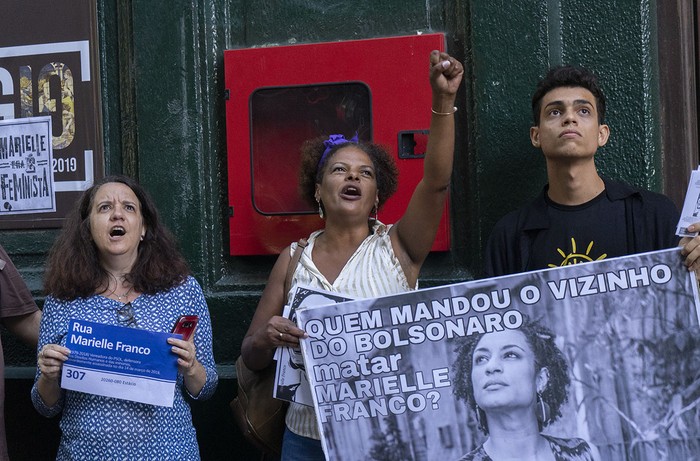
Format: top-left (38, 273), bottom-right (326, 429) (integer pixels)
top-left (531, 65), bottom-right (606, 126)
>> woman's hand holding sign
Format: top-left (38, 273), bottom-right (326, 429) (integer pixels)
top-left (36, 344), bottom-right (70, 406)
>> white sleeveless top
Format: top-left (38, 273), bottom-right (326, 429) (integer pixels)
top-left (284, 222), bottom-right (415, 439)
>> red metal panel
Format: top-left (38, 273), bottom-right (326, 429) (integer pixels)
top-left (224, 33), bottom-right (450, 255)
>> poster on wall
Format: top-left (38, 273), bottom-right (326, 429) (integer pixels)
top-left (0, 0), bottom-right (103, 228)
top-left (296, 248), bottom-right (700, 461)
top-left (0, 117), bottom-right (55, 214)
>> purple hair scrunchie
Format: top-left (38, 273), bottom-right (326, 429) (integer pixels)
top-left (318, 133), bottom-right (359, 171)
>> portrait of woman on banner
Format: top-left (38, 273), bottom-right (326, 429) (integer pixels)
top-left (453, 315), bottom-right (600, 461)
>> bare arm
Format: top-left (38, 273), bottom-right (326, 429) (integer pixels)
top-left (241, 247), bottom-right (307, 370)
top-left (391, 50), bottom-right (464, 284)
top-left (4, 310), bottom-right (41, 348)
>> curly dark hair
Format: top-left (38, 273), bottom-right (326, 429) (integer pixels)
top-left (298, 136), bottom-right (399, 212)
top-left (452, 315), bottom-right (570, 434)
top-left (43, 175), bottom-right (190, 300)
top-left (531, 65), bottom-right (606, 126)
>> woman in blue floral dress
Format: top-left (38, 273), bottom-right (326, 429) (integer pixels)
top-left (32, 175), bottom-right (217, 460)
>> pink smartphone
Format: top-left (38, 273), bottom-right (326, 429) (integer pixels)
top-left (171, 315), bottom-right (199, 340)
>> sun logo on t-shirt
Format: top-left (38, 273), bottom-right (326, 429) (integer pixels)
top-left (548, 238), bottom-right (607, 268)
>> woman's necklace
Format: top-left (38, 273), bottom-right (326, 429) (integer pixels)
top-left (115, 285), bottom-right (134, 303)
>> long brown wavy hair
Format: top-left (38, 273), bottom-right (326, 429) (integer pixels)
top-left (43, 175), bottom-right (190, 300)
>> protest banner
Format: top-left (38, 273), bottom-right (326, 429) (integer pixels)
top-left (296, 248), bottom-right (700, 461)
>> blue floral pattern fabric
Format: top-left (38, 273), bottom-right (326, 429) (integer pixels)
top-left (31, 276), bottom-right (218, 461)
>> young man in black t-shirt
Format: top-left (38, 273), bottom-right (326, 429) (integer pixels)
top-left (484, 66), bottom-right (700, 276)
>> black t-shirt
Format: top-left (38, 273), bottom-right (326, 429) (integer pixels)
top-left (527, 191), bottom-right (628, 270)
top-left (483, 178), bottom-right (681, 278)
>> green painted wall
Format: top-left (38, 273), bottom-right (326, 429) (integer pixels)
top-left (469, 0), bottom-right (664, 267)
top-left (120, 0), bottom-right (471, 372)
top-left (2, 0), bottom-right (672, 459)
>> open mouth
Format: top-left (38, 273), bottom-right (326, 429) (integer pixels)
top-left (341, 186), bottom-right (361, 197)
top-left (110, 227), bottom-right (126, 237)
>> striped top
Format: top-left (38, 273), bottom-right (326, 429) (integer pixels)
top-left (285, 222), bottom-right (415, 439)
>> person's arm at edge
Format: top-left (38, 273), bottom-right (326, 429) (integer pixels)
top-left (680, 222), bottom-right (700, 278)
top-left (651, 192), bottom-right (700, 277)
top-left (5, 309), bottom-right (41, 348)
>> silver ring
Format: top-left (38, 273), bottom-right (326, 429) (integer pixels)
top-left (279, 332), bottom-right (283, 339)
